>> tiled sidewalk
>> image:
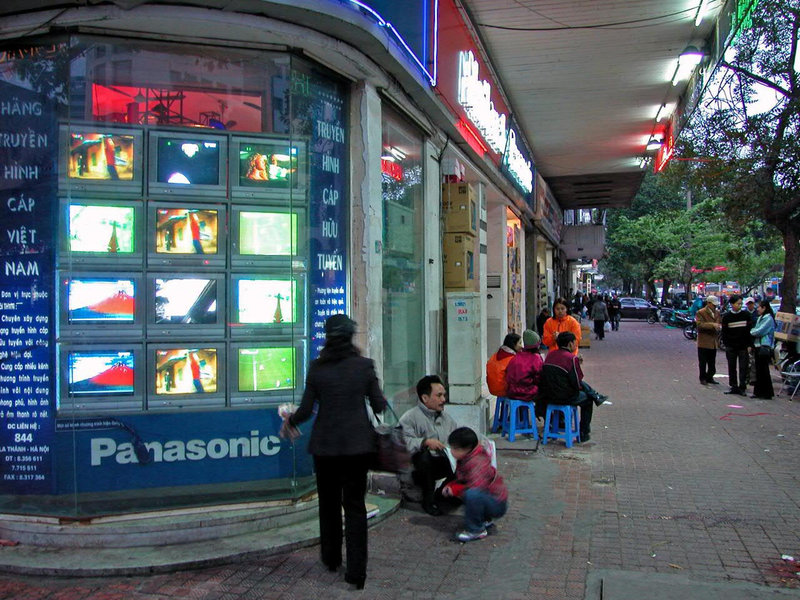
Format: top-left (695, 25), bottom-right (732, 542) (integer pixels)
top-left (1, 321), bottom-right (798, 599)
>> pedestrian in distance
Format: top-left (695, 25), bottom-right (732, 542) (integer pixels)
top-left (590, 295), bottom-right (609, 340)
top-left (696, 295), bottom-right (721, 385)
top-left (440, 427), bottom-right (508, 542)
top-left (280, 313), bottom-right (387, 590)
top-left (608, 294), bottom-right (621, 331)
top-left (721, 294), bottom-right (753, 396)
top-left (750, 300), bottom-right (776, 400)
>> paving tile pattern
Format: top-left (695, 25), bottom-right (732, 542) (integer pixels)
top-left (1, 321), bottom-right (799, 599)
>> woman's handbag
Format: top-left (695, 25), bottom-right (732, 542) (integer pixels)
top-left (367, 403), bottom-right (410, 474)
top-left (757, 345), bottom-right (773, 360)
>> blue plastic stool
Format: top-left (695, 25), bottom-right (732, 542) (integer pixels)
top-left (502, 398), bottom-right (538, 442)
top-left (491, 397), bottom-right (509, 433)
top-left (542, 404), bottom-right (580, 448)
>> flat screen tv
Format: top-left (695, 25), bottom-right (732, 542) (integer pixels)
top-left (230, 205), bottom-right (306, 269)
top-left (59, 198), bottom-right (143, 267)
top-left (58, 124), bottom-right (144, 197)
top-left (147, 130), bottom-right (227, 198)
top-left (230, 273), bottom-right (306, 338)
top-left (148, 345), bottom-right (225, 410)
top-left (147, 203), bottom-right (226, 268)
top-left (58, 344), bottom-right (144, 414)
top-left (58, 272), bottom-right (144, 339)
top-left (147, 273), bottom-right (226, 338)
top-left (229, 136), bottom-right (307, 201)
top-left (229, 339), bottom-right (306, 406)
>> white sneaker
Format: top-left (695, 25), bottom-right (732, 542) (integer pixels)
top-left (456, 529), bottom-right (488, 542)
top-left (483, 520), bottom-right (495, 529)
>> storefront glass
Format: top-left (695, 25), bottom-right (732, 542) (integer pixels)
top-left (0, 36), bottom-right (349, 517)
top-left (380, 108), bottom-right (425, 413)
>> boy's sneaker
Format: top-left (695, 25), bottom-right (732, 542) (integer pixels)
top-left (483, 520), bottom-right (495, 529)
top-left (456, 529), bottom-right (488, 542)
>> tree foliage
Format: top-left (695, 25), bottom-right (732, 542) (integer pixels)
top-left (678, 0), bottom-right (800, 313)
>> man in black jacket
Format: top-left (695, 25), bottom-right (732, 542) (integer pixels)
top-left (721, 294), bottom-right (753, 396)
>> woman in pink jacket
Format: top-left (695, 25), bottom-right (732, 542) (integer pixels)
top-left (505, 330), bottom-right (545, 419)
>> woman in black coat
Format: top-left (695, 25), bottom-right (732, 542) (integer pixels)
top-left (282, 314), bottom-right (386, 590)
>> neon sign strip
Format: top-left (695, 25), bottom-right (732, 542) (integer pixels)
top-left (457, 50), bottom-right (533, 193)
top-left (344, 0), bottom-right (438, 86)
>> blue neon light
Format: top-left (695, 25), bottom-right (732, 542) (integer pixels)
top-left (341, 0), bottom-right (438, 86)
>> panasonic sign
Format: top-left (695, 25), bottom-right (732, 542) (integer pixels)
top-left (90, 430), bottom-right (282, 466)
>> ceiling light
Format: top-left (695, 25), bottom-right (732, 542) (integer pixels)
top-left (672, 46), bottom-right (705, 86)
top-left (646, 137), bottom-right (663, 151)
top-left (381, 154), bottom-right (395, 162)
top-left (388, 146), bottom-right (406, 160)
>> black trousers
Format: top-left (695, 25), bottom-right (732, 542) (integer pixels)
top-left (726, 347), bottom-right (749, 390)
top-left (411, 448), bottom-right (454, 507)
top-left (313, 454), bottom-right (371, 579)
top-left (593, 319), bottom-right (605, 339)
top-left (753, 349), bottom-right (774, 399)
top-left (698, 347), bottom-right (717, 382)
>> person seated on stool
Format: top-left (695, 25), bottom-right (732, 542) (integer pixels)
top-left (505, 329), bottom-right (545, 421)
top-left (539, 332), bottom-right (607, 443)
top-left (399, 375), bottom-right (459, 515)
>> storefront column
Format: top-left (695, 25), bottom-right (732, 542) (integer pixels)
top-left (525, 228), bottom-right (540, 326)
top-left (349, 81), bottom-right (384, 371)
top-left (423, 138), bottom-right (443, 375)
top-left (485, 198), bottom-right (508, 351)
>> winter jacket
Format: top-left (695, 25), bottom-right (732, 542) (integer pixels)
top-left (398, 402), bottom-right (459, 456)
top-left (445, 443), bottom-right (508, 503)
top-left (486, 347), bottom-right (516, 396)
top-left (542, 315), bottom-right (582, 354)
top-left (695, 305), bottom-right (720, 350)
top-left (750, 314), bottom-right (775, 348)
top-left (290, 356), bottom-right (387, 456)
top-left (590, 300), bottom-right (609, 321)
top-left (505, 348), bottom-right (544, 401)
top-left (540, 347), bottom-right (583, 405)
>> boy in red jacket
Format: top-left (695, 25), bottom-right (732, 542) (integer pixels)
top-left (441, 427), bottom-right (508, 542)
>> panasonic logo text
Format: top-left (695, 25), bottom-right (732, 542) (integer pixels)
top-left (90, 430), bottom-right (282, 466)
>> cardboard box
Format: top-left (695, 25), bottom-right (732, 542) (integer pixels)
top-left (443, 232), bottom-right (476, 290)
top-left (442, 183), bottom-right (478, 235)
top-left (579, 322), bottom-right (591, 348)
top-left (774, 311), bottom-right (800, 342)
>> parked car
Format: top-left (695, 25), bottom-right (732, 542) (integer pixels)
top-left (619, 297), bottom-right (659, 320)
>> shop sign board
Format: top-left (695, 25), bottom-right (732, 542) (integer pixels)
top-left (0, 81), bottom-right (57, 495)
top-left (437, 0), bottom-right (533, 198)
top-left (534, 174), bottom-right (561, 244)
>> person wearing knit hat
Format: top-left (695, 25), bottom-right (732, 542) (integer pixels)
top-left (505, 329), bottom-right (545, 420)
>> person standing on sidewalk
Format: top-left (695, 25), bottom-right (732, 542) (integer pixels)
top-left (608, 294), bottom-right (621, 331)
top-left (721, 294), bottom-right (752, 396)
top-left (590, 295), bottom-right (610, 340)
top-left (696, 295), bottom-right (722, 385)
top-left (281, 314), bottom-right (387, 590)
top-left (750, 300), bottom-right (776, 400)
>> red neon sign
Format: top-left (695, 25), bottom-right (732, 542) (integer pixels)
top-left (381, 159), bottom-right (404, 181)
top-left (654, 127), bottom-right (675, 173)
top-left (455, 119), bottom-right (488, 156)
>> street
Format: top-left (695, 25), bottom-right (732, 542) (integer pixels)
top-left (1, 321), bottom-right (799, 599)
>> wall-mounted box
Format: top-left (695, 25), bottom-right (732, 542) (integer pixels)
top-left (443, 232), bottom-right (476, 290)
top-left (442, 183), bottom-right (478, 235)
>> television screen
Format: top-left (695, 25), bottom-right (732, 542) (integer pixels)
top-left (238, 346), bottom-right (296, 392)
top-left (154, 278), bottom-right (217, 324)
top-left (155, 348), bottom-right (218, 394)
top-left (155, 208), bottom-right (219, 255)
top-left (68, 351), bottom-right (135, 396)
top-left (68, 278), bottom-right (135, 323)
top-left (236, 278), bottom-right (296, 324)
top-left (238, 211), bottom-right (297, 256)
top-left (68, 204), bottom-right (136, 254)
top-left (67, 132), bottom-right (135, 181)
top-left (238, 142), bottom-right (299, 188)
top-left (157, 137), bottom-right (220, 185)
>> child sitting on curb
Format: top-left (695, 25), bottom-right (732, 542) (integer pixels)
top-left (441, 427), bottom-right (508, 542)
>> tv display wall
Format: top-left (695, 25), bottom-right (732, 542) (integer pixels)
top-left (57, 126), bottom-right (311, 415)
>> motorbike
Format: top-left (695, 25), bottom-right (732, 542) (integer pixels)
top-left (683, 320), bottom-right (697, 340)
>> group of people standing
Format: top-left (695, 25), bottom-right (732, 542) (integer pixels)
top-left (695, 295), bottom-right (776, 399)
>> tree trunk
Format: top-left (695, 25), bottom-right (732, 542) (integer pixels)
top-left (779, 227), bottom-right (799, 314)
top-left (661, 279), bottom-right (672, 304)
